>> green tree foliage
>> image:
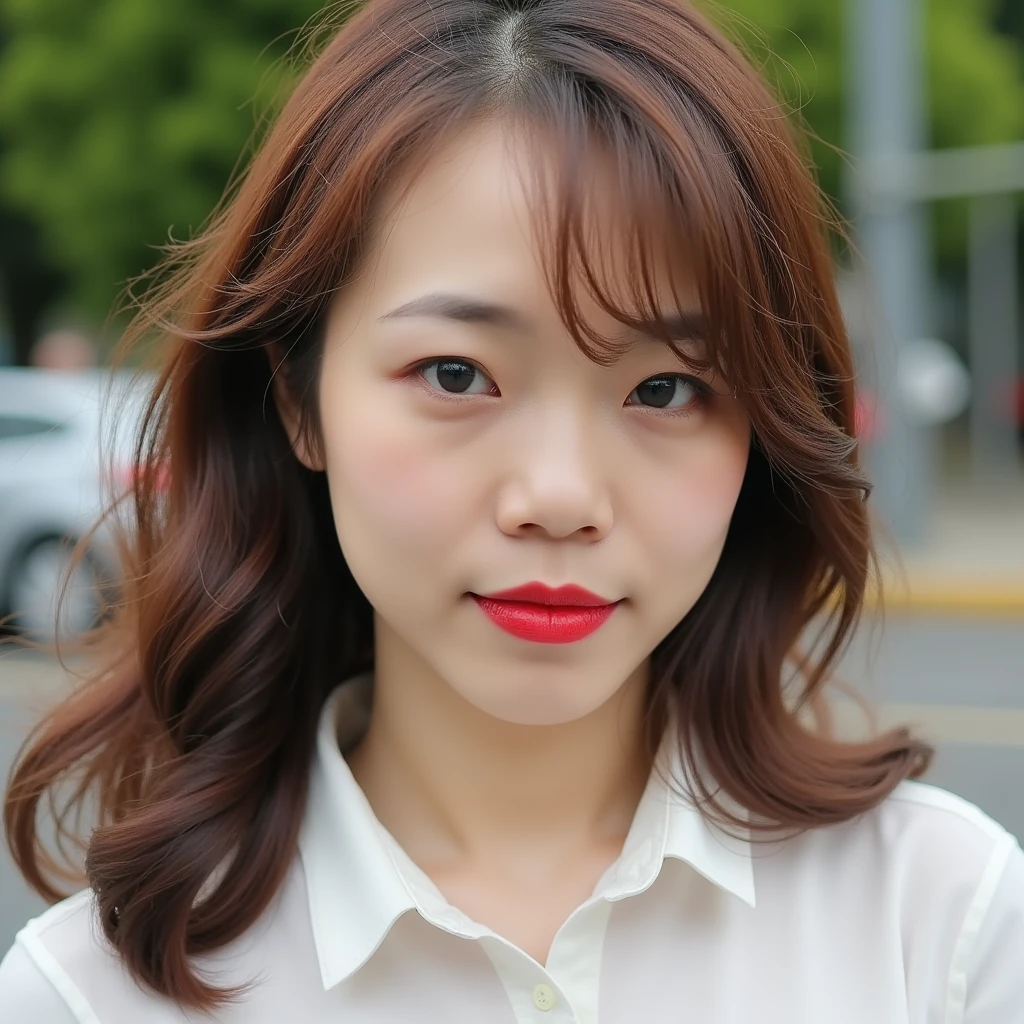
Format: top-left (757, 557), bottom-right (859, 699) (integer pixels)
top-left (0, 0), bottom-right (324, 322)
top-left (995, 0), bottom-right (1024, 48)
top-left (0, 0), bottom-right (1021, 328)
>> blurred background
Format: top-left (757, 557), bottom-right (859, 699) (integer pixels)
top-left (0, 0), bottom-right (1022, 952)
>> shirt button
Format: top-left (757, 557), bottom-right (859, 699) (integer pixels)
top-left (532, 982), bottom-right (556, 1011)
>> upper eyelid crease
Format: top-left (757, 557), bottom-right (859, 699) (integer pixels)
top-left (412, 358), bottom-right (712, 407)
top-left (413, 356), bottom-right (713, 386)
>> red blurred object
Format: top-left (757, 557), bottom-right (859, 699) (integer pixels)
top-left (108, 462), bottom-right (170, 494)
top-left (854, 391), bottom-right (882, 444)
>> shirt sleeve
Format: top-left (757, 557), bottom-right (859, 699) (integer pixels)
top-left (0, 939), bottom-right (83, 1024)
top-left (963, 837), bottom-right (1024, 1023)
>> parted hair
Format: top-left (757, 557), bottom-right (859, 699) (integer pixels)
top-left (5, 0), bottom-right (932, 1011)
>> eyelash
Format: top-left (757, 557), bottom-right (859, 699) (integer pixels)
top-left (409, 358), bottom-right (713, 418)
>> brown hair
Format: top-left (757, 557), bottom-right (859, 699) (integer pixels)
top-left (4, 0), bottom-right (932, 1011)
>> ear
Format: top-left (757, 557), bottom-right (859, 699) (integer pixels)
top-left (266, 342), bottom-right (324, 472)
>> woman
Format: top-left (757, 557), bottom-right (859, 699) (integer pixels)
top-left (3, 0), bottom-right (1022, 1020)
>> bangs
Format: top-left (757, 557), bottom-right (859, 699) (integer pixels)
top-left (491, 99), bottom-right (745, 385)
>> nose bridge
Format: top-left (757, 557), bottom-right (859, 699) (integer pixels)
top-left (497, 391), bottom-right (614, 538)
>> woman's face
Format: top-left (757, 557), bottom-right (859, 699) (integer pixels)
top-left (295, 122), bottom-right (750, 726)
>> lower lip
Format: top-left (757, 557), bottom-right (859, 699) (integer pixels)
top-left (470, 595), bottom-right (620, 644)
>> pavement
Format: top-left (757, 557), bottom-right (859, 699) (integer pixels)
top-left (872, 478), bottom-right (1024, 613)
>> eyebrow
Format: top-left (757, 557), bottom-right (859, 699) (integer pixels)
top-left (378, 292), bottom-right (705, 346)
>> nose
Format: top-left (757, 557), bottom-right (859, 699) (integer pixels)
top-left (493, 403), bottom-right (614, 541)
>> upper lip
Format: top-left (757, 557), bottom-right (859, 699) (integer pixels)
top-left (475, 582), bottom-right (617, 607)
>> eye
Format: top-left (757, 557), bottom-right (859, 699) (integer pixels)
top-left (412, 360), bottom-right (711, 415)
top-left (627, 374), bottom-right (709, 415)
top-left (417, 358), bottom-right (496, 397)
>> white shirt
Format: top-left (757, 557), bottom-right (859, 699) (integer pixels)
top-left (2, 670), bottom-right (1023, 1023)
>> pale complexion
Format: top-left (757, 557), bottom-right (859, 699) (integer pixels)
top-left (275, 121), bottom-right (750, 964)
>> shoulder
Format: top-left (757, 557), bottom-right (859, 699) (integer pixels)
top-left (0, 889), bottom-right (103, 1024)
top-left (820, 780), bottom-right (1022, 907)
top-left (882, 778), bottom-right (1014, 836)
top-left (875, 783), bottom-right (1024, 1022)
top-left (801, 780), bottom-right (1024, 1021)
top-left (869, 780), bottom-right (1021, 904)
top-left (777, 781), bottom-right (1022, 955)
top-left (873, 781), bottom-right (1022, 928)
top-left (871, 779), bottom-right (1015, 857)
top-left (0, 858), bottom-right (314, 1024)
top-left (787, 779), bottom-right (1018, 875)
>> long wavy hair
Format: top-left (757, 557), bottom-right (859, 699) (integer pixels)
top-left (4, 0), bottom-right (933, 1011)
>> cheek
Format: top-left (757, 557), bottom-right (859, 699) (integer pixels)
top-left (642, 427), bottom-right (750, 559)
top-left (320, 398), bottom-right (473, 554)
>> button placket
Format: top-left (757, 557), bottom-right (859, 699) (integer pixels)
top-left (542, 898), bottom-right (611, 1024)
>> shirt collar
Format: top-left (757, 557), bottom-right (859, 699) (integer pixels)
top-left (298, 672), bottom-right (756, 992)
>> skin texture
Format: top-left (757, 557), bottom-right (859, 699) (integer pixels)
top-left (276, 121), bottom-right (751, 964)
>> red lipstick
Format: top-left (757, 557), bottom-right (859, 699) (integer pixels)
top-left (470, 582), bottom-right (621, 644)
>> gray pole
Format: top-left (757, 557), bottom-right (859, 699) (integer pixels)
top-left (846, 0), bottom-right (934, 545)
top-left (968, 194), bottom-right (1021, 480)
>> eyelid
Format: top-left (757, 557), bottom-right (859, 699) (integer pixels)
top-left (625, 373), bottom-right (712, 417)
top-left (409, 357), bottom-right (713, 415)
top-left (411, 356), bottom-right (497, 399)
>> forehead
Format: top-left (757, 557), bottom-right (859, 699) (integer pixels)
top-left (361, 119), bottom-right (697, 310)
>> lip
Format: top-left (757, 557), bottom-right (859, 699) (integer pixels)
top-left (477, 582), bottom-right (615, 607)
top-left (470, 581), bottom-right (621, 644)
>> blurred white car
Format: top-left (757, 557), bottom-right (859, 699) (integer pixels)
top-left (0, 368), bottom-right (153, 641)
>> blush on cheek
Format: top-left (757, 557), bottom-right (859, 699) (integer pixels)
top-left (653, 447), bottom-right (749, 554)
top-left (330, 418), bottom-right (468, 544)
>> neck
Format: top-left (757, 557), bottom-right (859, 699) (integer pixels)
top-left (345, 628), bottom-right (654, 875)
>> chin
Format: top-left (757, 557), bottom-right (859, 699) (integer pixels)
top-left (463, 685), bottom-right (615, 728)
top-left (483, 706), bottom-right (598, 728)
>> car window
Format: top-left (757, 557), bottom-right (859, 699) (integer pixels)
top-left (0, 414), bottom-right (63, 440)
